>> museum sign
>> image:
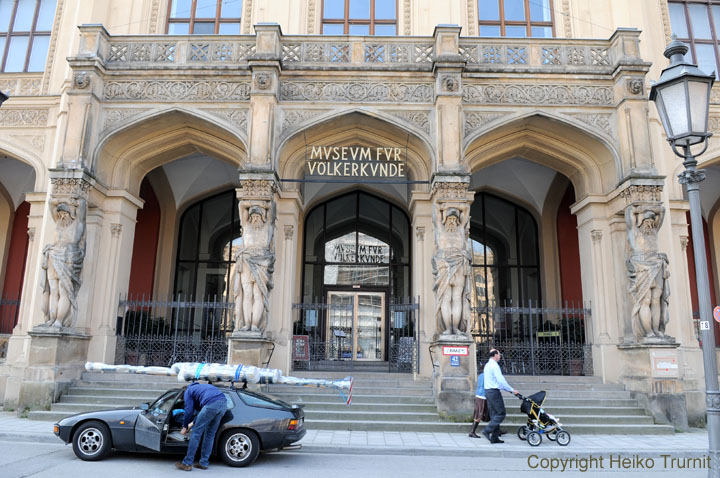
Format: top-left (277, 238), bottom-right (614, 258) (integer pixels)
top-left (304, 145), bottom-right (408, 181)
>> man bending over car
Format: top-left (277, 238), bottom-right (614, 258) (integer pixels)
top-left (175, 382), bottom-right (227, 471)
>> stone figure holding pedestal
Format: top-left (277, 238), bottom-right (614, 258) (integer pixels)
top-left (40, 195), bottom-right (87, 328)
top-left (432, 201), bottom-right (472, 336)
top-left (625, 204), bottom-right (672, 341)
top-left (231, 200), bottom-right (276, 334)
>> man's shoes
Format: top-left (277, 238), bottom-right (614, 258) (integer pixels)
top-left (490, 438), bottom-right (505, 444)
top-left (194, 464), bottom-right (208, 470)
top-left (468, 432), bottom-right (480, 438)
top-left (175, 462), bottom-right (192, 471)
top-left (481, 430), bottom-right (491, 441)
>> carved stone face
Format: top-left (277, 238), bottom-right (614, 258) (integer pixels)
top-left (445, 213), bottom-right (459, 233)
top-left (249, 212), bottom-right (264, 229)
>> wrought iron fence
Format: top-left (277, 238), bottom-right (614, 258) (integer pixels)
top-left (0, 294), bottom-right (20, 335)
top-left (472, 300), bottom-right (593, 376)
top-left (115, 294), bottom-right (233, 366)
top-left (291, 297), bottom-right (418, 373)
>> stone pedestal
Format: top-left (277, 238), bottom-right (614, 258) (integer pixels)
top-left (228, 334), bottom-right (275, 367)
top-left (2, 328), bottom-right (89, 410)
top-left (617, 342), bottom-right (691, 430)
top-left (431, 336), bottom-right (475, 416)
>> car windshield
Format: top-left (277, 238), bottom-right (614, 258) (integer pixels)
top-left (148, 390), bottom-right (179, 416)
top-left (236, 389), bottom-right (292, 410)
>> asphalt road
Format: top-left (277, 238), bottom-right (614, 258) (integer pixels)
top-left (0, 440), bottom-right (707, 478)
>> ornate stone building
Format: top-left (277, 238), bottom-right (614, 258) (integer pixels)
top-left (1, 0), bottom-right (719, 428)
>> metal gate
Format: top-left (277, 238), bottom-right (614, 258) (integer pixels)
top-left (472, 301), bottom-right (593, 376)
top-left (291, 297), bottom-right (418, 373)
top-left (115, 294), bottom-right (233, 366)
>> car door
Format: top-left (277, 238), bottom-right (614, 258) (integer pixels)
top-left (135, 390), bottom-right (180, 452)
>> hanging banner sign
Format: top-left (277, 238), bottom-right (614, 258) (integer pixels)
top-left (304, 145), bottom-right (408, 181)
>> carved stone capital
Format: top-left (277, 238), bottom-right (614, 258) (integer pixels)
top-left (237, 177), bottom-right (278, 200)
top-left (619, 184), bottom-right (663, 205)
top-left (254, 72), bottom-right (272, 90)
top-left (50, 177), bottom-right (92, 197)
top-left (27, 227), bottom-right (36, 242)
top-left (441, 75), bottom-right (459, 92)
top-left (591, 230), bottom-right (602, 243)
top-left (678, 169), bottom-right (706, 185)
top-left (680, 236), bottom-right (689, 252)
top-left (431, 177), bottom-right (470, 201)
top-left (111, 224), bottom-right (122, 237)
top-left (284, 225), bottom-right (294, 240)
top-left (416, 226), bottom-right (425, 241)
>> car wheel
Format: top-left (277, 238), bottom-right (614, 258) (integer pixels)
top-left (219, 429), bottom-right (260, 467)
top-left (72, 421), bottom-right (112, 461)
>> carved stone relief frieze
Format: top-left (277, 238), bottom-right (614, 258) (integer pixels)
top-left (103, 80), bottom-right (251, 101)
top-left (619, 184), bottom-right (663, 204)
top-left (148, 0), bottom-right (161, 34)
top-left (280, 109), bottom-right (329, 134)
top-left (463, 111), bottom-right (507, 137)
top-left (202, 108), bottom-right (248, 135)
top-left (280, 81), bottom-right (434, 103)
top-left (568, 113), bottom-right (614, 136)
top-left (10, 134), bottom-right (46, 153)
top-left (387, 110), bottom-right (431, 135)
top-left (709, 116), bottom-right (720, 133)
top-left (307, 0), bottom-right (317, 34)
top-left (102, 108), bottom-right (151, 131)
top-left (0, 109), bottom-right (49, 126)
top-left (463, 83), bottom-right (614, 106)
top-left (0, 78), bottom-right (41, 96)
top-left (404, 0), bottom-right (412, 35)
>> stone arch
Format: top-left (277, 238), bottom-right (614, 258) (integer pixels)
top-left (464, 112), bottom-right (621, 199)
top-left (276, 109), bottom-right (433, 186)
top-left (92, 109), bottom-right (248, 196)
top-left (0, 143), bottom-right (44, 192)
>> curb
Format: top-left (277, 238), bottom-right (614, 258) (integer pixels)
top-left (0, 432), bottom-right (62, 445)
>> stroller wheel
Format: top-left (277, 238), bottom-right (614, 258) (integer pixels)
top-left (556, 430), bottom-right (571, 446)
top-left (547, 430), bottom-right (557, 441)
top-left (527, 431), bottom-right (542, 447)
top-left (517, 426), bottom-right (528, 441)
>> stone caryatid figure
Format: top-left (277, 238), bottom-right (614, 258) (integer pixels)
top-left (40, 195), bottom-right (87, 328)
top-left (625, 204), bottom-right (672, 341)
top-left (231, 199), bottom-right (276, 334)
top-left (432, 201), bottom-right (472, 336)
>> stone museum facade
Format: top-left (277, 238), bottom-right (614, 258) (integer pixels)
top-left (1, 0), bottom-right (720, 428)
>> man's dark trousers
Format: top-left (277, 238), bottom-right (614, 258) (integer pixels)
top-left (483, 388), bottom-right (506, 441)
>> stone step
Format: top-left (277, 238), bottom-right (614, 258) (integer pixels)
top-left (303, 419), bottom-right (675, 434)
top-left (509, 382), bottom-right (626, 391)
top-left (81, 372), bottom-right (179, 383)
top-left (290, 371), bottom-right (417, 380)
top-left (65, 387), bottom-right (174, 398)
top-left (502, 375), bottom-right (604, 383)
top-left (273, 392), bottom-right (434, 405)
top-left (59, 395), bottom-right (150, 406)
top-left (75, 380), bottom-right (178, 390)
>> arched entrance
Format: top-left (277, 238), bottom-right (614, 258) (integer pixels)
top-left (295, 190), bottom-right (412, 369)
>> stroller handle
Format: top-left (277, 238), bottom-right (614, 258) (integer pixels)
top-left (515, 393), bottom-right (527, 400)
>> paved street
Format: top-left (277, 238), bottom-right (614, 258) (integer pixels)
top-left (0, 412), bottom-right (713, 477)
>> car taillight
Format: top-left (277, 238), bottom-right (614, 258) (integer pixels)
top-left (288, 419), bottom-right (299, 430)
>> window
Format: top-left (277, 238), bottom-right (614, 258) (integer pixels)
top-left (166, 0), bottom-right (242, 35)
top-left (321, 0), bottom-right (397, 35)
top-left (668, 1), bottom-right (720, 79)
top-left (0, 0), bottom-right (56, 72)
top-left (477, 0), bottom-right (553, 38)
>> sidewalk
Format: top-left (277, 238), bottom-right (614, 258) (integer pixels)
top-left (0, 412), bottom-right (710, 458)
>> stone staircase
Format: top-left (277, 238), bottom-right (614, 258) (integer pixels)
top-left (28, 371), bottom-right (675, 434)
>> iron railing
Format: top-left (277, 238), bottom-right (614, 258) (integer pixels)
top-left (472, 300), bottom-right (592, 376)
top-left (115, 294), bottom-right (233, 366)
top-left (0, 294), bottom-right (20, 335)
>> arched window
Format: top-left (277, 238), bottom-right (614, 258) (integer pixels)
top-left (470, 192), bottom-right (540, 307)
top-left (174, 190), bottom-right (241, 300)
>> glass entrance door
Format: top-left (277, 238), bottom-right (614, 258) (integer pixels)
top-left (327, 291), bottom-right (385, 361)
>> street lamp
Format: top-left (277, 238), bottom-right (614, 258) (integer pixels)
top-left (650, 38), bottom-right (719, 477)
top-left (0, 90), bottom-right (8, 107)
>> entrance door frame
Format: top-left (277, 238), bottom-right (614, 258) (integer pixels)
top-left (323, 284), bottom-right (390, 361)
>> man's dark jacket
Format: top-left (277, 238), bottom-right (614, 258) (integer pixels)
top-left (182, 383), bottom-right (225, 428)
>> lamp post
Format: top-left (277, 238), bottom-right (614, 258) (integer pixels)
top-left (0, 90), bottom-right (8, 107)
top-left (650, 38), bottom-right (719, 477)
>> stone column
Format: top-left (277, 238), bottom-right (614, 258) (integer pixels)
top-left (410, 190), bottom-right (433, 378)
top-left (227, 174), bottom-right (278, 366)
top-left (428, 175), bottom-right (476, 415)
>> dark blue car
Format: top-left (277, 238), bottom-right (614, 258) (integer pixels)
top-left (53, 385), bottom-right (305, 467)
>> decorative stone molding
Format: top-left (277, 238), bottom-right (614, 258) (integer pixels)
top-left (459, 44), bottom-right (610, 68)
top-left (10, 134), bottom-right (46, 152)
top-left (50, 177), bottom-right (92, 197)
top-left (463, 83), bottom-right (613, 105)
top-left (74, 72), bottom-right (90, 89)
top-left (709, 116), bottom-right (720, 133)
top-left (463, 111), bottom-right (506, 136)
top-left (202, 108), bottom-right (248, 133)
top-left (280, 81), bottom-right (434, 103)
top-left (307, 0), bottom-right (317, 34)
top-left (431, 179), bottom-right (470, 200)
top-left (254, 73), bottom-right (272, 90)
top-left (416, 226), bottom-right (425, 241)
top-left (569, 113), bottom-right (613, 136)
top-left (466, 0), bottom-right (476, 36)
top-left (242, 0), bottom-right (254, 34)
top-left (387, 110), bottom-right (431, 135)
top-left (660, 0), bottom-right (672, 42)
top-left (441, 76), bottom-right (459, 93)
top-left (42, 0), bottom-right (65, 95)
top-left (619, 184), bottom-right (663, 204)
top-left (107, 42), bottom-right (178, 63)
top-left (239, 178), bottom-right (278, 199)
top-left (404, 0), bottom-right (412, 35)
top-left (627, 78), bottom-right (644, 96)
top-left (102, 108), bottom-right (151, 131)
top-left (28, 227), bottom-right (36, 242)
top-left (148, 0), bottom-right (161, 34)
top-left (111, 224), bottom-right (122, 237)
top-left (284, 225), bottom-right (294, 240)
top-left (280, 109), bottom-right (328, 134)
top-left (0, 78), bottom-right (42, 96)
top-left (0, 109), bottom-right (49, 126)
top-left (103, 80), bottom-right (251, 101)
top-left (562, 0), bottom-right (572, 38)
top-left (680, 236), bottom-right (689, 252)
top-left (711, 88), bottom-right (720, 105)
top-left (591, 230), bottom-right (603, 243)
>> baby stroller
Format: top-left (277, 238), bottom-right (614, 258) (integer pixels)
top-left (516, 391), bottom-right (571, 446)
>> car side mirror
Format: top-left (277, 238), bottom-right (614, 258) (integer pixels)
top-left (140, 402), bottom-right (150, 411)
